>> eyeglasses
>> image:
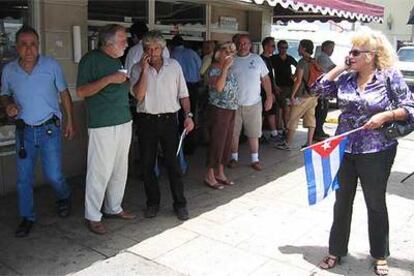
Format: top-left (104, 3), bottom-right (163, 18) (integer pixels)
top-left (279, 46), bottom-right (288, 49)
top-left (348, 49), bottom-right (372, 57)
top-left (270, 44), bottom-right (276, 48)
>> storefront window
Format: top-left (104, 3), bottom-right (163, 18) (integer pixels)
top-left (88, 0), bottom-right (148, 23)
top-left (155, 1), bottom-right (205, 26)
top-left (0, 0), bottom-right (29, 127)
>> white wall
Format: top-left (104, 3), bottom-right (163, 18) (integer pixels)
top-left (366, 0), bottom-right (414, 47)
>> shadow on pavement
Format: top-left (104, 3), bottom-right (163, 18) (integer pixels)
top-left (387, 171), bottom-right (414, 200)
top-left (278, 245), bottom-right (414, 276)
top-left (0, 139), bottom-right (304, 275)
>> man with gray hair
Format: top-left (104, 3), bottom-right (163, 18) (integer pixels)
top-left (77, 24), bottom-right (136, 235)
top-left (130, 31), bottom-right (194, 220)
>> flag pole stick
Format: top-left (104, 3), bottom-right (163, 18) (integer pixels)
top-left (300, 126), bottom-right (365, 151)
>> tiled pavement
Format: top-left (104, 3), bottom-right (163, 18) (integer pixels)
top-left (1, 121), bottom-right (413, 276)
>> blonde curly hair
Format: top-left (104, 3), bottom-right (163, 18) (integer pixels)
top-left (351, 30), bottom-right (397, 70)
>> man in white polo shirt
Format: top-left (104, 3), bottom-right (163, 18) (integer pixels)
top-left (130, 31), bottom-right (194, 221)
top-left (229, 34), bottom-right (273, 171)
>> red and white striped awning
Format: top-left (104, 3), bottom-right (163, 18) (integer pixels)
top-left (247, 0), bottom-right (384, 23)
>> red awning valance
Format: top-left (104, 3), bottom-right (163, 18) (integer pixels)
top-left (250, 0), bottom-right (384, 23)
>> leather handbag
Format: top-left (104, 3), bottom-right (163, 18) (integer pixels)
top-left (382, 77), bottom-right (414, 139)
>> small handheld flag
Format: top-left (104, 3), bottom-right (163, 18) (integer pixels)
top-left (302, 127), bottom-right (363, 205)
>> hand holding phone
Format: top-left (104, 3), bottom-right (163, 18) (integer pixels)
top-left (140, 54), bottom-right (150, 70)
top-left (345, 56), bottom-right (351, 67)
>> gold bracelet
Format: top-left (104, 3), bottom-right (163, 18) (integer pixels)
top-left (391, 110), bottom-right (396, 121)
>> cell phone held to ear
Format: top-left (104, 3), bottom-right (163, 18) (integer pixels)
top-left (345, 57), bottom-right (351, 67)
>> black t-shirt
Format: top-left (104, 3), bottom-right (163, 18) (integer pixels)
top-left (271, 54), bottom-right (297, 87)
top-left (260, 54), bottom-right (275, 94)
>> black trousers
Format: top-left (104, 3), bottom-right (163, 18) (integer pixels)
top-left (179, 82), bottom-right (200, 155)
top-left (315, 98), bottom-right (329, 136)
top-left (329, 145), bottom-right (397, 259)
top-left (137, 113), bottom-right (187, 209)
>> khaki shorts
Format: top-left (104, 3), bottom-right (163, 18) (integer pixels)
top-left (287, 97), bottom-right (318, 130)
top-left (277, 86), bottom-right (292, 108)
top-left (233, 102), bottom-right (262, 139)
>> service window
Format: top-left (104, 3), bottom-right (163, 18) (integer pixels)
top-left (88, 0), bottom-right (148, 23)
top-left (155, 0), bottom-right (205, 26)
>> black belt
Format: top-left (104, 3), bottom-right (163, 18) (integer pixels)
top-left (15, 115), bottom-right (60, 159)
top-left (138, 112), bottom-right (176, 119)
top-left (25, 116), bottom-right (60, 128)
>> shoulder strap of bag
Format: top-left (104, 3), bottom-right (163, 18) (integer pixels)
top-left (384, 76), bottom-right (398, 109)
top-left (300, 60), bottom-right (311, 94)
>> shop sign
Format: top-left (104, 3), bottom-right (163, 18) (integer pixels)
top-left (219, 16), bottom-right (238, 31)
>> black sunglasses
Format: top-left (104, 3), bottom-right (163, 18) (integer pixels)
top-left (348, 49), bottom-right (371, 57)
top-left (279, 46), bottom-right (288, 49)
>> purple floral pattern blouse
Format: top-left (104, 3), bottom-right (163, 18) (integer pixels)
top-left (312, 68), bottom-right (414, 154)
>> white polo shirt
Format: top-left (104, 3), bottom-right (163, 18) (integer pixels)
top-left (125, 41), bottom-right (170, 76)
top-left (232, 53), bottom-right (269, 106)
top-left (130, 58), bottom-right (189, 114)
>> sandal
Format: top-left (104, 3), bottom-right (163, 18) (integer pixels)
top-left (319, 255), bottom-right (341, 270)
top-left (204, 179), bottom-right (224, 190)
top-left (374, 260), bottom-right (389, 276)
top-left (215, 178), bottom-right (235, 185)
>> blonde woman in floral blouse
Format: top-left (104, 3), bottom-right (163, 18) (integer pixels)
top-left (313, 30), bottom-right (414, 276)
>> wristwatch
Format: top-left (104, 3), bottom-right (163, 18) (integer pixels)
top-left (185, 112), bottom-right (194, 118)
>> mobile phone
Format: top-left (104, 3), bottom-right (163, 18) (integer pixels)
top-left (345, 57), bottom-right (351, 66)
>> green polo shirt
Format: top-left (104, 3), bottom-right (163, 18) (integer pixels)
top-left (77, 49), bottom-right (131, 128)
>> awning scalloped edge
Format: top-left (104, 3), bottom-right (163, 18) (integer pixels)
top-left (252, 0), bottom-right (384, 23)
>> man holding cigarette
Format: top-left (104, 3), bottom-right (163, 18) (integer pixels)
top-left (77, 24), bottom-right (135, 235)
top-left (130, 31), bottom-right (194, 221)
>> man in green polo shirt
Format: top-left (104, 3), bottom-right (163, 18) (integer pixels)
top-left (77, 24), bottom-right (135, 235)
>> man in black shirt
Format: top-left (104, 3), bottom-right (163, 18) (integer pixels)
top-left (260, 37), bottom-right (279, 142)
top-left (272, 40), bottom-right (297, 134)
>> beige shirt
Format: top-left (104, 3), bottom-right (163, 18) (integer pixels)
top-left (130, 58), bottom-right (189, 114)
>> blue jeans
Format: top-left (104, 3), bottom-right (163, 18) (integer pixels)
top-left (16, 123), bottom-right (70, 221)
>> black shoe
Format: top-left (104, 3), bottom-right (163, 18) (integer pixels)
top-left (174, 207), bottom-right (189, 221)
top-left (15, 219), bottom-right (34, 238)
top-left (57, 198), bottom-right (71, 218)
top-left (144, 206), bottom-right (159, 218)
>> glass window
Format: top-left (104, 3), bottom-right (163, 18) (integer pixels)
top-left (1, 0), bottom-right (29, 127)
top-left (398, 48), bottom-right (414, 62)
top-left (88, 0), bottom-right (148, 23)
top-left (155, 1), bottom-right (205, 26)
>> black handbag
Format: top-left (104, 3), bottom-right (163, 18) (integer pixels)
top-left (382, 77), bottom-right (414, 139)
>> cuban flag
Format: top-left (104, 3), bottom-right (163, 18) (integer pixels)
top-left (303, 135), bottom-right (349, 205)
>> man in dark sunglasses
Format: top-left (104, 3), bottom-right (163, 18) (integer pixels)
top-left (272, 40), bottom-right (297, 135)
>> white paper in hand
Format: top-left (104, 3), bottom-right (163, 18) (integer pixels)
top-left (176, 129), bottom-right (187, 156)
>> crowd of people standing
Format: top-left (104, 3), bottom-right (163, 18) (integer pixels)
top-left (2, 21), bottom-right (413, 276)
